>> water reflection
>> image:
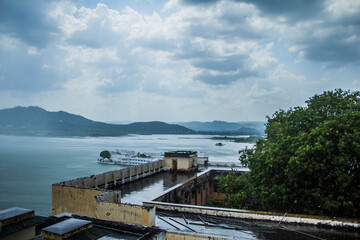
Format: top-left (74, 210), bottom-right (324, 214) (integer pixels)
top-left (114, 171), bottom-right (197, 205)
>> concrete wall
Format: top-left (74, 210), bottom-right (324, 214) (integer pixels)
top-left (96, 191), bottom-right (121, 203)
top-left (144, 201), bottom-right (360, 229)
top-left (59, 160), bottom-right (164, 189)
top-left (52, 161), bottom-right (163, 227)
top-left (52, 185), bottom-right (106, 217)
top-left (94, 201), bottom-right (155, 227)
top-left (52, 184), bottom-right (156, 226)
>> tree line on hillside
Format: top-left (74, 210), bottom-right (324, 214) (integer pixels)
top-left (218, 89), bottom-right (360, 219)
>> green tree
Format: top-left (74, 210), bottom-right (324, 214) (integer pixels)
top-left (100, 150), bottom-right (111, 159)
top-left (219, 89), bottom-right (360, 218)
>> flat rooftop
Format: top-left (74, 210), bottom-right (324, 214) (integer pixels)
top-left (109, 170), bottom-right (198, 205)
top-left (107, 169), bottom-right (360, 239)
top-left (41, 218), bottom-right (92, 236)
top-left (164, 151), bottom-right (197, 157)
top-left (156, 212), bottom-right (359, 240)
top-left (0, 207), bottom-right (35, 229)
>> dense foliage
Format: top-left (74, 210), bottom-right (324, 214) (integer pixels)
top-left (219, 89), bottom-right (360, 218)
top-left (100, 150), bottom-right (111, 159)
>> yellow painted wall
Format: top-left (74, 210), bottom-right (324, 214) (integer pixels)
top-left (52, 185), bottom-right (106, 217)
top-left (95, 202), bottom-right (155, 227)
top-left (164, 156), bottom-right (197, 171)
top-left (52, 184), bottom-right (155, 227)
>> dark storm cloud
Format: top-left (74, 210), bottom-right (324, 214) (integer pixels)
top-left (0, 0), bottom-right (59, 48)
top-left (241, 0), bottom-right (360, 67)
top-left (173, 44), bottom-right (260, 85)
top-left (238, 0), bottom-right (325, 21)
top-left (291, 15), bottom-right (360, 67)
top-left (297, 26), bottom-right (360, 67)
top-left (179, 0), bottom-right (325, 21)
top-left (177, 0), bottom-right (360, 67)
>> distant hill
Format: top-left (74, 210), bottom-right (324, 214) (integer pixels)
top-left (0, 106), bottom-right (194, 136)
top-left (177, 120), bottom-right (266, 135)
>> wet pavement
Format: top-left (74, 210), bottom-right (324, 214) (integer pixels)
top-left (110, 171), bottom-right (198, 205)
top-left (107, 170), bottom-right (359, 239)
top-left (157, 212), bottom-right (360, 240)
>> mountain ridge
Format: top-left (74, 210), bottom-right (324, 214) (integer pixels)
top-left (0, 106), bottom-right (194, 136)
top-left (176, 120), bottom-right (265, 135)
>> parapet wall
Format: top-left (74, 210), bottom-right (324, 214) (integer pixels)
top-left (96, 191), bottom-right (121, 203)
top-left (52, 185), bottom-right (106, 217)
top-left (52, 160), bottom-right (163, 227)
top-left (58, 160), bottom-right (164, 189)
top-left (94, 201), bottom-right (156, 227)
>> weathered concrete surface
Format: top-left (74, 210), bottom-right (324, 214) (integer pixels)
top-left (96, 191), bottom-right (121, 203)
top-left (52, 185), bottom-right (106, 217)
top-left (60, 160), bottom-right (164, 189)
top-left (41, 218), bottom-right (93, 240)
top-left (166, 231), bottom-right (231, 240)
top-left (114, 171), bottom-right (199, 205)
top-left (145, 201), bottom-right (360, 229)
top-left (164, 151), bottom-right (197, 171)
top-left (145, 169), bottom-right (360, 230)
top-left (0, 207), bottom-right (34, 227)
top-left (52, 161), bottom-right (163, 227)
top-left (94, 202), bottom-right (155, 227)
top-left (52, 185), bottom-right (156, 227)
top-left (153, 170), bottom-right (225, 206)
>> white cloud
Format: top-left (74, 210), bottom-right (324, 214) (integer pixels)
top-left (0, 0), bottom-right (359, 122)
top-left (27, 46), bottom-right (40, 55)
top-left (0, 34), bottom-right (21, 51)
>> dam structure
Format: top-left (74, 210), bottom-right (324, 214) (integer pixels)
top-left (49, 151), bottom-right (360, 239)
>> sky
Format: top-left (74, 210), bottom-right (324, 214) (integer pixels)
top-left (0, 0), bottom-right (359, 122)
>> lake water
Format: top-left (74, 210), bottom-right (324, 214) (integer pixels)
top-left (0, 134), bottom-right (253, 216)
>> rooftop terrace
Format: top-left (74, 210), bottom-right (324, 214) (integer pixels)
top-left (50, 158), bottom-right (359, 239)
top-left (110, 171), bottom-right (198, 205)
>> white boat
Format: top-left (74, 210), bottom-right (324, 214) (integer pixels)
top-left (98, 150), bottom-right (162, 166)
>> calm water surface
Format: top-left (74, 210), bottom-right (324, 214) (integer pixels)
top-left (0, 134), bottom-right (253, 216)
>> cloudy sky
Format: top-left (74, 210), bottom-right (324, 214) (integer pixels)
top-left (0, 0), bottom-right (359, 122)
